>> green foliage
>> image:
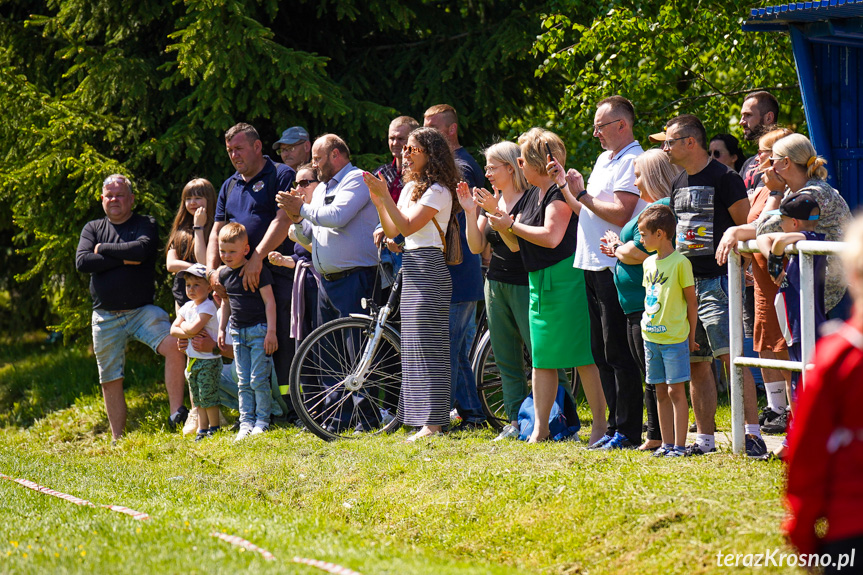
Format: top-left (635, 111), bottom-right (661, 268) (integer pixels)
top-left (529, 0), bottom-right (804, 167)
top-left (0, 0), bottom-right (562, 339)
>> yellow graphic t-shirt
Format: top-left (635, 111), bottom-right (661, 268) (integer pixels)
top-left (641, 250), bottom-right (695, 345)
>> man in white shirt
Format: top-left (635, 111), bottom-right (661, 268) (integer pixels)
top-left (570, 96), bottom-right (646, 449)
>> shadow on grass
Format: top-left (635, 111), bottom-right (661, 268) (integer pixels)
top-left (0, 334), bottom-right (168, 432)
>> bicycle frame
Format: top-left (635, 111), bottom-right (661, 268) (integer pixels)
top-left (344, 268), bottom-right (403, 391)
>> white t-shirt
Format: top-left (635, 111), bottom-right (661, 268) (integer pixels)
top-left (398, 181), bottom-right (453, 251)
top-left (574, 141), bottom-right (645, 271)
top-left (178, 298), bottom-right (221, 360)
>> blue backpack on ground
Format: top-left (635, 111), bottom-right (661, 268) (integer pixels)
top-left (517, 384), bottom-right (581, 441)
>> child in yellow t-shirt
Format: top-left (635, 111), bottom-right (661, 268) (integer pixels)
top-left (639, 204), bottom-right (699, 457)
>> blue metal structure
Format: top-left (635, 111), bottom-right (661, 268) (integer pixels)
top-left (744, 1), bottom-right (863, 210)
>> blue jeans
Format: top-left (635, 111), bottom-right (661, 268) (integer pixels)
top-left (449, 301), bottom-right (485, 423)
top-left (693, 275), bottom-right (731, 358)
top-left (230, 323), bottom-right (273, 428)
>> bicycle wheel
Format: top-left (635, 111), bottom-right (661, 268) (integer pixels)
top-left (472, 330), bottom-right (578, 431)
top-left (290, 317), bottom-right (402, 441)
top-left (471, 330), bottom-right (517, 430)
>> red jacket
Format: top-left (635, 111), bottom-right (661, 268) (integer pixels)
top-left (784, 322), bottom-right (863, 554)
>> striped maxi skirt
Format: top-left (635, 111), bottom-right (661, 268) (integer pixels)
top-left (398, 247), bottom-right (452, 427)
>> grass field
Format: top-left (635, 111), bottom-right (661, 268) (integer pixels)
top-left (0, 334), bottom-right (800, 574)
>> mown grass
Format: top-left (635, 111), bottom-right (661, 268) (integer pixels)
top-left (0, 335), bottom-right (800, 574)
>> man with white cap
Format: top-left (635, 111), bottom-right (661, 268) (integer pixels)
top-left (274, 126), bottom-right (311, 171)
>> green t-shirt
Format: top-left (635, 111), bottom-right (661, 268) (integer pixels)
top-left (641, 249), bottom-right (694, 345)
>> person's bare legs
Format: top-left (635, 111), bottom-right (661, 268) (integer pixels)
top-left (158, 336), bottom-right (186, 413)
top-left (668, 383), bottom-right (690, 448)
top-left (689, 361), bottom-right (717, 435)
top-left (655, 383), bottom-right (673, 447)
top-left (529, 368), bottom-right (558, 443)
top-left (575, 364), bottom-right (608, 444)
top-left (101, 378), bottom-right (127, 440)
top-left (718, 353), bottom-right (758, 425)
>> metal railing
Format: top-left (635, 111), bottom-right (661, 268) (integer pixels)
top-left (728, 239), bottom-right (847, 453)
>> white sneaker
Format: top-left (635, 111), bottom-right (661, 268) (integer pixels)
top-left (251, 425), bottom-right (268, 436)
top-left (234, 424), bottom-right (253, 442)
top-left (182, 408), bottom-right (199, 436)
top-left (493, 424), bottom-right (520, 442)
top-left (449, 408), bottom-right (462, 423)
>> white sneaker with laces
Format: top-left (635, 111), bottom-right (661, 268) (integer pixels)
top-left (493, 424), bottom-right (520, 441)
top-left (234, 424), bottom-right (253, 442)
top-left (251, 425), bottom-right (268, 436)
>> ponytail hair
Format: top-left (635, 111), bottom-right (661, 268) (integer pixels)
top-left (772, 133), bottom-right (829, 181)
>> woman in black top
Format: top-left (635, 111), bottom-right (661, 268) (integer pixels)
top-left (490, 128), bottom-right (603, 443)
top-left (459, 141), bottom-right (569, 441)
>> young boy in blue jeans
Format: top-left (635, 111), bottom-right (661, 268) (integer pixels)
top-left (170, 263), bottom-right (223, 441)
top-left (639, 204), bottom-right (699, 457)
top-left (216, 223), bottom-right (278, 441)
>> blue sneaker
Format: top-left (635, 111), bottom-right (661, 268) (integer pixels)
top-left (599, 432), bottom-right (637, 450)
top-left (588, 434), bottom-right (614, 450)
top-left (665, 448), bottom-right (685, 457)
top-left (652, 446), bottom-right (672, 457)
top-left (745, 434), bottom-right (768, 458)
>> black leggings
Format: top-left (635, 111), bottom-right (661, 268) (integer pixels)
top-left (626, 312), bottom-right (660, 441)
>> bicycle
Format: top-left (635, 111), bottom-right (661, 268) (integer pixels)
top-left (289, 265), bottom-right (578, 440)
top-left (289, 268), bottom-right (404, 441)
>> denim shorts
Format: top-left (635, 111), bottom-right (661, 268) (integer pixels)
top-left (692, 275), bottom-right (730, 359)
top-left (91, 305), bottom-right (170, 383)
top-left (644, 340), bottom-right (691, 384)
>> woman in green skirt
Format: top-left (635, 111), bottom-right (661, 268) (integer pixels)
top-left (489, 128), bottom-right (604, 443)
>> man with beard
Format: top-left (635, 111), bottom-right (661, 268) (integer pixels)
top-left (738, 91), bottom-right (779, 193)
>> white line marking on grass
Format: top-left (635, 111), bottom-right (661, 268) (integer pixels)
top-left (210, 532), bottom-right (276, 561)
top-left (1, 473), bottom-right (149, 520)
top-left (292, 556), bottom-right (365, 575)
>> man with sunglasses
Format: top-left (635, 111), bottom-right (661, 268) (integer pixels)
top-left (567, 95), bottom-right (645, 450)
top-left (654, 114), bottom-right (766, 457)
top-left (273, 126), bottom-right (311, 171)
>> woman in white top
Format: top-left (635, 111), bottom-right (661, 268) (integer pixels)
top-left (364, 127), bottom-right (460, 442)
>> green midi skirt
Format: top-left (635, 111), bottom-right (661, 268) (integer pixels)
top-left (528, 254), bottom-right (594, 369)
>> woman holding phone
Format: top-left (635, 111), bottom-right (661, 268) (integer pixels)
top-left (487, 128), bottom-right (604, 443)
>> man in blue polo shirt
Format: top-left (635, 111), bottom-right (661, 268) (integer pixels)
top-left (207, 122), bottom-right (296, 420)
top-left (424, 104), bottom-right (486, 429)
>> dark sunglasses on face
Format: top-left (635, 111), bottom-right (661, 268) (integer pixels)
top-left (294, 179), bottom-right (319, 189)
top-left (708, 150), bottom-right (724, 158)
top-left (402, 145), bottom-right (426, 156)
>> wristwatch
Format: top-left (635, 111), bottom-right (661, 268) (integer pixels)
top-left (576, 189), bottom-right (588, 202)
top-left (768, 190), bottom-right (783, 197)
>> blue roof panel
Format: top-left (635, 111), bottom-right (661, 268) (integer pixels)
top-left (747, 0), bottom-right (863, 25)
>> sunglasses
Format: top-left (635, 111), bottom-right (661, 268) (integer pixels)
top-left (294, 179), bottom-right (319, 189)
top-left (708, 150), bottom-right (724, 158)
top-left (402, 145), bottom-right (426, 156)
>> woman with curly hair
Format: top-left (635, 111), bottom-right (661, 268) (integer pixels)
top-left (364, 127), bottom-right (460, 442)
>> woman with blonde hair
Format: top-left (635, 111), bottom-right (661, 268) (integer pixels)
top-left (166, 178), bottom-right (217, 310)
top-left (599, 148), bottom-right (678, 451)
top-left (717, 128), bottom-right (795, 431)
top-left (459, 141), bottom-right (570, 441)
top-left (488, 128), bottom-right (606, 444)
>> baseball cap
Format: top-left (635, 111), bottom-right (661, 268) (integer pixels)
top-left (648, 129), bottom-right (667, 144)
top-left (178, 263), bottom-right (208, 278)
top-left (273, 126), bottom-right (310, 149)
top-left (765, 192), bottom-right (821, 220)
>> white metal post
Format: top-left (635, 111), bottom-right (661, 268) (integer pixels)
top-left (797, 243), bottom-right (817, 383)
top-left (728, 249), bottom-right (745, 454)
